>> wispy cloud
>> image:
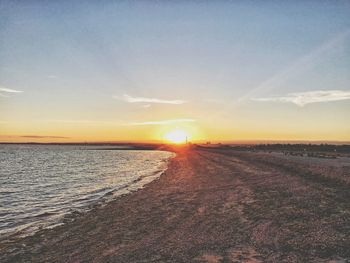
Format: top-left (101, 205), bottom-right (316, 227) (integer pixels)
top-left (45, 119), bottom-right (122, 125)
top-left (253, 90), bottom-right (350, 107)
top-left (125, 118), bottom-right (195, 126)
top-left (240, 29), bottom-right (350, 101)
top-left (0, 87), bottom-right (23, 93)
top-left (43, 118), bottom-right (195, 126)
top-left (0, 135), bottom-right (70, 139)
top-left (115, 94), bottom-right (186, 105)
top-left (0, 86), bottom-right (23, 97)
top-left (20, 135), bottom-right (70, 139)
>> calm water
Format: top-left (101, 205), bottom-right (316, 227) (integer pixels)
top-left (0, 145), bottom-right (173, 238)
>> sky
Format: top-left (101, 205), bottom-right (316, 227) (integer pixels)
top-left (1, 1), bottom-right (350, 143)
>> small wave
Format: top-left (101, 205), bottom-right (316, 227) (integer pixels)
top-left (0, 145), bottom-right (173, 238)
top-left (32, 212), bottom-right (58, 218)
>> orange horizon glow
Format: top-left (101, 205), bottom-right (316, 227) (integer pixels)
top-left (1, 115), bottom-right (350, 144)
top-left (1, 134), bottom-right (350, 145)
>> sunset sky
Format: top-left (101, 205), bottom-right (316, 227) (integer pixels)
top-left (1, 1), bottom-right (350, 143)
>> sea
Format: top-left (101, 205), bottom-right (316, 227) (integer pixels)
top-left (0, 144), bottom-right (174, 239)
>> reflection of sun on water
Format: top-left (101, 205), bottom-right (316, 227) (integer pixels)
top-left (164, 130), bottom-right (188, 144)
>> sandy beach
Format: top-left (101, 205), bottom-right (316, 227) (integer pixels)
top-left (1, 147), bottom-right (349, 262)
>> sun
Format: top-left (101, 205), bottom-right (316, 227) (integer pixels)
top-left (164, 129), bottom-right (189, 144)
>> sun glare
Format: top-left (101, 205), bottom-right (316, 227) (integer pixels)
top-left (164, 130), bottom-right (188, 144)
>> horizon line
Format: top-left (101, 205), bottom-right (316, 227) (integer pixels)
top-left (1, 139), bottom-right (350, 145)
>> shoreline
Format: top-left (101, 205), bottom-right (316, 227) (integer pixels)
top-left (1, 147), bottom-right (349, 262)
top-left (0, 147), bottom-right (176, 242)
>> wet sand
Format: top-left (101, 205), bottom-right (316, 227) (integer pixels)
top-left (1, 147), bottom-right (349, 262)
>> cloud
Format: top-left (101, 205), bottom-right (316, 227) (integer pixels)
top-left (115, 94), bottom-right (186, 105)
top-left (125, 118), bottom-right (195, 126)
top-left (0, 87), bottom-right (23, 93)
top-left (43, 118), bottom-right (195, 127)
top-left (253, 90), bottom-right (350, 107)
top-left (0, 135), bottom-right (70, 139)
top-left (20, 135), bottom-right (70, 139)
top-left (44, 119), bottom-right (123, 126)
top-left (47, 119), bottom-right (102, 124)
top-left (0, 86), bottom-right (23, 97)
top-left (240, 29), bottom-right (350, 101)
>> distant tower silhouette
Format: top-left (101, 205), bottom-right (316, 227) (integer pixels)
top-left (186, 136), bottom-right (188, 144)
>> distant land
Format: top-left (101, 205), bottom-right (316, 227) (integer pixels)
top-left (1, 140), bottom-right (350, 145)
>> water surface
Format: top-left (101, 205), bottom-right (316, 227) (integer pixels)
top-left (0, 145), bottom-right (173, 238)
